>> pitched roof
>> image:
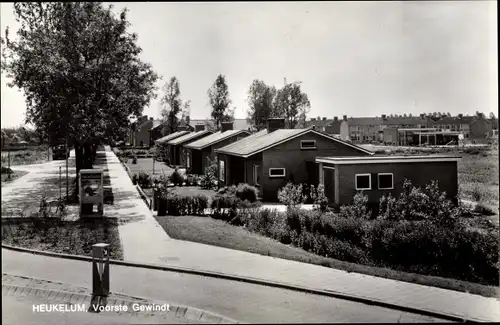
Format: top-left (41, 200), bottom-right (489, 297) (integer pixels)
top-left (167, 130), bottom-right (212, 146)
top-left (184, 129), bottom-right (250, 150)
top-left (382, 117), bottom-right (426, 126)
top-left (151, 120), bottom-right (162, 129)
top-left (155, 130), bottom-right (190, 144)
top-left (215, 128), bottom-right (373, 158)
top-left (429, 116), bottom-right (486, 125)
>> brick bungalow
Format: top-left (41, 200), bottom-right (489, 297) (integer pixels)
top-left (215, 118), bottom-right (374, 201)
top-left (166, 130), bottom-right (212, 167)
top-left (128, 115), bottom-right (160, 147)
top-left (315, 155), bottom-right (461, 208)
top-left (184, 122), bottom-right (251, 175)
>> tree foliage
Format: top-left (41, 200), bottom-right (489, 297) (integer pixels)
top-left (1, 2), bottom-right (159, 148)
top-left (246, 79), bottom-right (277, 129)
top-left (208, 74), bottom-right (232, 130)
top-left (273, 83), bottom-right (311, 129)
top-left (160, 76), bottom-right (188, 135)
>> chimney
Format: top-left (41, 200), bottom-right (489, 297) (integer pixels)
top-left (343, 115), bottom-right (347, 121)
top-left (322, 117), bottom-right (327, 121)
top-left (195, 124), bottom-right (205, 132)
top-left (267, 118), bottom-right (286, 132)
top-left (311, 118), bottom-right (316, 121)
top-left (221, 122), bottom-right (233, 132)
top-left (334, 116), bottom-right (338, 122)
top-left (149, 117), bottom-right (154, 121)
top-left (420, 113), bottom-right (425, 119)
top-left (381, 114), bottom-right (387, 120)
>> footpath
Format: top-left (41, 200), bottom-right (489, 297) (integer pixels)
top-left (98, 146), bottom-right (500, 322)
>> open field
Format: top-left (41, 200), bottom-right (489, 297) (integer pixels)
top-left (1, 146), bottom-right (50, 165)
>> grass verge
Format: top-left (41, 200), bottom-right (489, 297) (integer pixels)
top-left (2, 217), bottom-right (123, 260)
top-left (1, 170), bottom-right (29, 184)
top-left (157, 215), bottom-right (500, 298)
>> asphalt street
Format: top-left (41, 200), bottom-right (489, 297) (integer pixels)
top-left (2, 249), bottom-right (447, 323)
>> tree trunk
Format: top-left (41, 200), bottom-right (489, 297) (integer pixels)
top-left (83, 141), bottom-right (93, 169)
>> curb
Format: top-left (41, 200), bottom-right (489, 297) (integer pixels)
top-left (135, 184), bottom-right (152, 209)
top-left (2, 282), bottom-right (238, 324)
top-left (2, 244), bottom-right (480, 323)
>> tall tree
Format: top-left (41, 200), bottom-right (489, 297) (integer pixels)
top-left (208, 74), bottom-right (231, 130)
top-left (489, 112), bottom-right (497, 120)
top-left (246, 80), bottom-right (277, 129)
top-left (273, 83), bottom-right (310, 129)
top-left (1, 2), bottom-right (159, 176)
top-left (160, 77), bottom-right (184, 135)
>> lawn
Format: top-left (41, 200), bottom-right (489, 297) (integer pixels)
top-left (158, 215), bottom-right (499, 298)
top-left (2, 217), bottom-right (123, 260)
top-left (1, 146), bottom-right (50, 166)
top-left (1, 169), bottom-right (29, 184)
top-left (125, 158), bottom-right (176, 176)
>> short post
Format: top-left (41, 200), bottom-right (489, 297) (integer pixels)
top-left (89, 243), bottom-right (110, 312)
top-left (153, 155), bottom-right (155, 175)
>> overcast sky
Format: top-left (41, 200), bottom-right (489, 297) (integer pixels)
top-left (1, 1), bottom-right (497, 128)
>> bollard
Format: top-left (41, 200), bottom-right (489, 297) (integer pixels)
top-left (89, 243), bottom-right (110, 312)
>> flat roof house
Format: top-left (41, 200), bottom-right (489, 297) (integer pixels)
top-left (154, 130), bottom-right (190, 145)
top-left (215, 118), bottom-right (374, 201)
top-left (315, 155), bottom-right (461, 208)
top-left (183, 122), bottom-right (251, 175)
top-left (166, 130), bottom-right (212, 167)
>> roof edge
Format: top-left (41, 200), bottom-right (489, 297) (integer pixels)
top-left (185, 130), bottom-right (250, 150)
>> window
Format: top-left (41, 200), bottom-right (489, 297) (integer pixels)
top-left (355, 174), bottom-right (371, 190)
top-left (269, 168), bottom-right (286, 178)
top-left (253, 165), bottom-right (260, 186)
top-left (186, 152), bottom-right (190, 169)
top-left (378, 173), bottom-right (394, 190)
top-left (219, 160), bottom-right (225, 181)
top-left (300, 140), bottom-right (316, 150)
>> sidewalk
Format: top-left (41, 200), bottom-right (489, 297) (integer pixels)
top-left (92, 147), bottom-right (500, 322)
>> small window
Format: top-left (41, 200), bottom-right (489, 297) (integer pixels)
top-left (378, 173), bottom-right (394, 190)
top-left (219, 160), bottom-right (225, 181)
top-left (355, 174), bottom-right (371, 190)
top-left (269, 168), bottom-right (286, 178)
top-left (300, 140), bottom-right (316, 149)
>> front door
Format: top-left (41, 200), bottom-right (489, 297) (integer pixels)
top-left (253, 164), bottom-right (260, 186)
top-left (323, 167), bottom-right (335, 205)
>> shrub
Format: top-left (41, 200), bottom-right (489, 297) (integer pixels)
top-left (235, 183), bottom-right (258, 203)
top-left (169, 168), bottom-right (184, 186)
top-left (165, 194), bottom-right (208, 216)
top-left (473, 203), bottom-right (496, 216)
top-left (218, 185), bottom-right (237, 195)
top-left (1, 166), bottom-right (13, 174)
top-left (131, 173), bottom-right (138, 185)
top-left (309, 184), bottom-right (329, 212)
top-left (339, 192), bottom-right (372, 219)
top-left (137, 171), bottom-right (153, 189)
top-left (200, 161), bottom-right (218, 190)
top-left (210, 193), bottom-right (239, 220)
top-left (278, 182), bottom-right (306, 209)
top-left (185, 174), bottom-right (199, 186)
top-left (132, 156), bottom-right (138, 164)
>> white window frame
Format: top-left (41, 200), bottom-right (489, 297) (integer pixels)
top-left (269, 168), bottom-right (286, 178)
top-left (219, 160), bottom-right (225, 182)
top-left (253, 164), bottom-right (260, 186)
top-left (186, 152), bottom-right (191, 169)
top-left (377, 173), bottom-right (394, 190)
top-left (300, 140), bottom-right (317, 150)
top-left (355, 173), bottom-right (372, 190)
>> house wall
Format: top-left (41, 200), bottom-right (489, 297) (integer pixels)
top-left (133, 119), bottom-right (153, 147)
top-left (383, 128), bottom-right (398, 144)
top-left (470, 119), bottom-right (492, 142)
top-left (325, 121), bottom-right (341, 134)
top-left (260, 132), bottom-right (371, 201)
top-left (201, 132), bottom-right (251, 172)
top-left (339, 121), bottom-right (350, 141)
top-left (328, 161), bottom-right (458, 207)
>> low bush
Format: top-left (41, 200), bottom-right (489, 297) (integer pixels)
top-left (137, 172), bottom-right (153, 189)
top-left (165, 194), bottom-right (208, 216)
top-left (309, 184), bottom-right (329, 212)
top-left (200, 160), bottom-right (218, 190)
top-left (1, 166), bottom-right (13, 174)
top-left (278, 182), bottom-right (306, 209)
top-left (210, 193), bottom-right (240, 220)
top-left (185, 174), bottom-right (200, 186)
top-left (132, 156), bottom-right (138, 164)
top-left (340, 192), bottom-right (372, 219)
top-left (235, 183), bottom-right (258, 203)
top-left (473, 203), bottom-right (497, 216)
top-left (169, 168), bottom-right (184, 186)
top-left (131, 173), bottom-right (138, 185)
top-left (218, 185), bottom-right (237, 195)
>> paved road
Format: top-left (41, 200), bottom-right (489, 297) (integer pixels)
top-left (2, 249), bottom-right (445, 323)
top-left (2, 294), bottom-right (197, 325)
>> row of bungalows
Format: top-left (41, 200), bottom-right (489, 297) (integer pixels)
top-left (154, 118), bottom-right (461, 207)
top-left (184, 122), bottom-right (251, 174)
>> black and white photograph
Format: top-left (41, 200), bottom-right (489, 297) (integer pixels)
top-left (1, 1), bottom-right (498, 324)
